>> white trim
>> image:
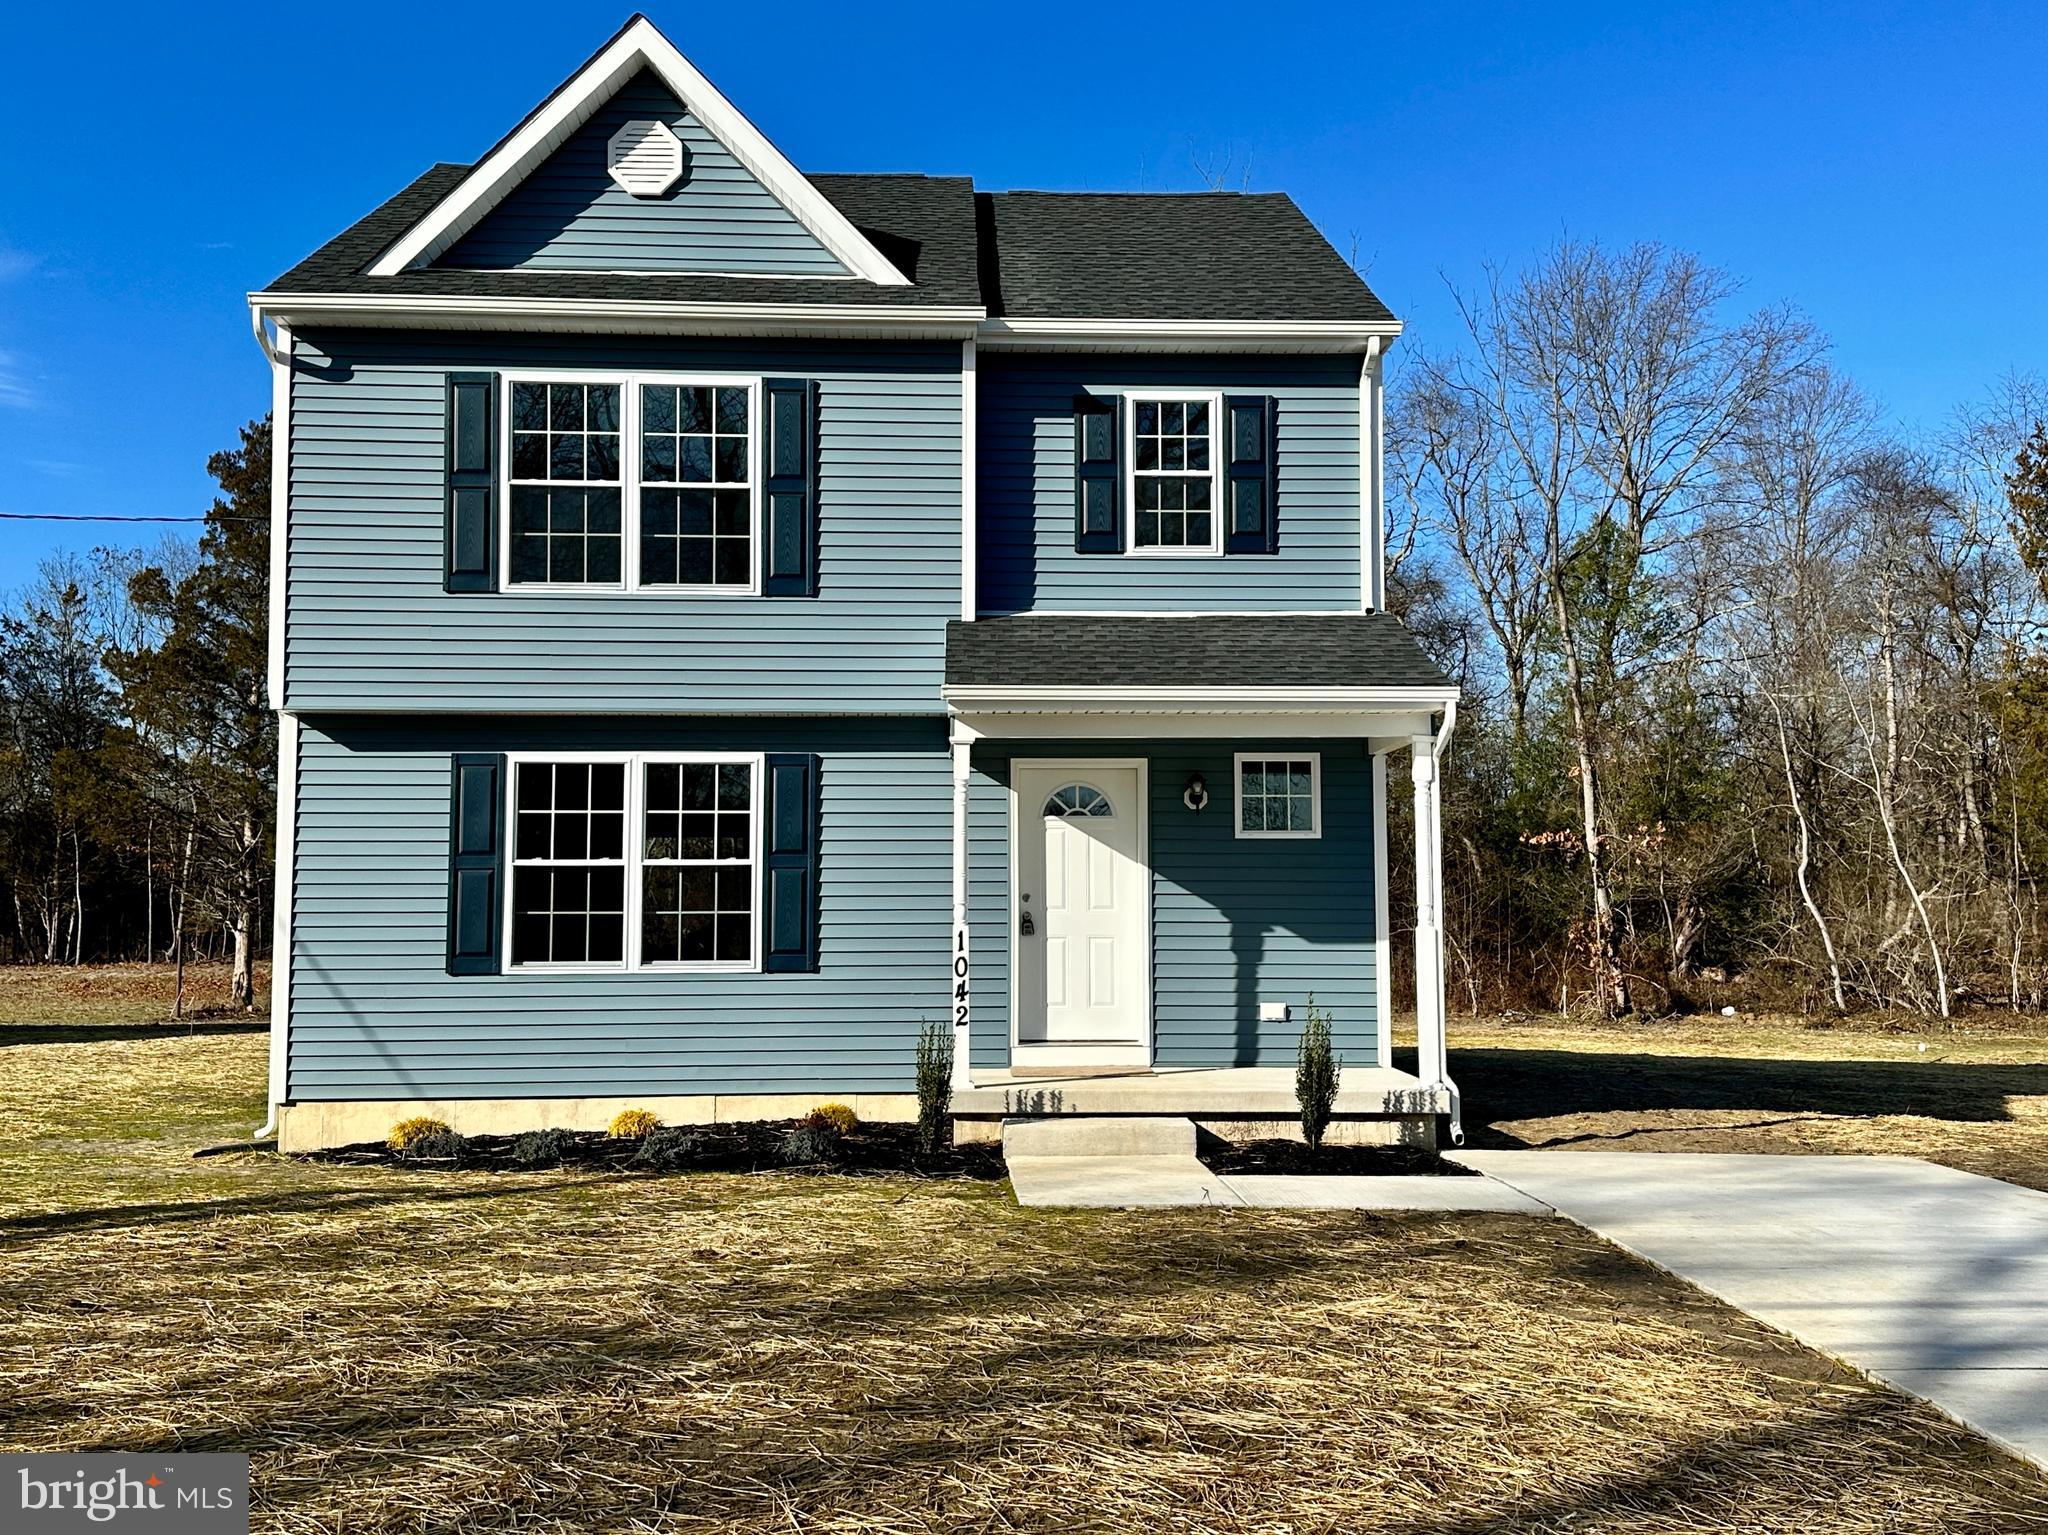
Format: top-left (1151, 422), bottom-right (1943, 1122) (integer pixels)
top-left (950, 740), bottom-right (973, 1089)
top-left (366, 19), bottom-right (910, 286)
top-left (1232, 751), bottom-right (1322, 840)
top-left (954, 710), bottom-right (1437, 743)
top-left (261, 711), bottom-right (300, 1135)
top-left (248, 293), bottom-right (981, 339)
top-left (266, 322), bottom-right (291, 708)
top-left (977, 316), bottom-right (1404, 353)
top-left (1362, 338), bottom-right (1386, 611)
top-left (1371, 748), bottom-right (1392, 1070)
top-left (943, 684), bottom-right (1462, 714)
top-left (960, 339), bottom-right (978, 622)
top-left (500, 750), bottom-right (766, 974)
top-left (1007, 757), bottom-right (1153, 1070)
top-left (498, 371), bottom-right (763, 596)
top-left (1124, 391), bottom-right (1224, 558)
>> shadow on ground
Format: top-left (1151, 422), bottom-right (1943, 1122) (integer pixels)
top-left (0, 1019), bottom-right (268, 1048)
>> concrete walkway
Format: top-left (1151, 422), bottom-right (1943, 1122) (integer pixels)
top-left (1453, 1151), bottom-right (2048, 1470)
top-left (1004, 1154), bottom-right (1553, 1212)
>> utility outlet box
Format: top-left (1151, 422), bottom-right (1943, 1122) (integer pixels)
top-left (1258, 1001), bottom-right (1291, 1023)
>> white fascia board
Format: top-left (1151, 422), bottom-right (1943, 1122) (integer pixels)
top-left (250, 292), bottom-right (981, 340)
top-left (365, 18), bottom-right (911, 286)
top-left (976, 316), bottom-right (1405, 353)
top-left (942, 684), bottom-right (1460, 713)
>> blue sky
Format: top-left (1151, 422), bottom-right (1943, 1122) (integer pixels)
top-left (2, 1), bottom-right (2043, 587)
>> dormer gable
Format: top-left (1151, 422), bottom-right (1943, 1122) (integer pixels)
top-left (368, 15), bottom-right (909, 285)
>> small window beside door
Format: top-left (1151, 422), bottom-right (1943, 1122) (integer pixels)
top-left (1234, 753), bottom-right (1320, 839)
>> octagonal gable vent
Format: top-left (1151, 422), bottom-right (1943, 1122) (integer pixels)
top-left (607, 119), bottom-right (684, 197)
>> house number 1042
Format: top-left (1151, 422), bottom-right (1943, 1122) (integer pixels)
top-left (953, 927), bottom-right (970, 1028)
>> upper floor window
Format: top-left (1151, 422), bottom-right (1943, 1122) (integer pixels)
top-left (503, 374), bottom-right (759, 593)
top-left (509, 381), bottom-right (623, 586)
top-left (1129, 393), bottom-right (1221, 556)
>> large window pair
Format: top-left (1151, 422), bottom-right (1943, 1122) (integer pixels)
top-left (505, 376), bottom-right (758, 590)
top-left (508, 754), bottom-right (760, 970)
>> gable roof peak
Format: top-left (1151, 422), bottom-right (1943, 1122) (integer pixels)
top-left (366, 15), bottom-right (911, 286)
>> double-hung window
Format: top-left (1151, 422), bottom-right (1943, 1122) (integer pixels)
top-left (1128, 392), bottom-right (1222, 555)
top-left (502, 375), bottom-right (760, 592)
top-left (1235, 752), bottom-right (1321, 839)
top-left (506, 753), bottom-right (762, 971)
top-left (509, 381), bottom-right (624, 585)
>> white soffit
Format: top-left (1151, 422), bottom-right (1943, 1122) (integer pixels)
top-left (368, 17), bottom-right (910, 285)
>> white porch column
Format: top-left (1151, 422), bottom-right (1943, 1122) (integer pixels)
top-left (1411, 728), bottom-right (1464, 1142)
top-left (1409, 735), bottom-right (1446, 1087)
top-left (950, 737), bottom-right (974, 1088)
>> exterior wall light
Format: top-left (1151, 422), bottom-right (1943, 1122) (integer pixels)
top-left (1183, 773), bottom-right (1210, 812)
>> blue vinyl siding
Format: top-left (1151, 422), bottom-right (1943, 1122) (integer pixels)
top-left (977, 354), bottom-right (1363, 614)
top-left (288, 716), bottom-right (948, 1100)
top-left (440, 70), bottom-right (846, 275)
top-left (966, 740), bottom-right (1378, 1067)
top-left (284, 331), bottom-right (961, 714)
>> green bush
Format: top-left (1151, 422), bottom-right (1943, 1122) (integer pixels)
top-left (511, 1128), bottom-right (576, 1168)
top-left (633, 1126), bottom-right (699, 1170)
top-left (404, 1127), bottom-right (468, 1161)
top-left (781, 1119), bottom-right (841, 1166)
top-left (387, 1116), bottom-right (453, 1153)
top-left (1295, 995), bottom-right (1341, 1151)
top-left (915, 1016), bottom-right (953, 1155)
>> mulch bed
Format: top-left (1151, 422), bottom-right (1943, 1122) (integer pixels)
top-left (1198, 1139), bottom-right (1477, 1176)
top-left (311, 1119), bottom-right (1008, 1180)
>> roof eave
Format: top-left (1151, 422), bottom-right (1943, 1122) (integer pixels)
top-left (941, 684), bottom-right (1460, 713)
top-left (975, 316), bottom-right (1404, 354)
top-left (249, 291), bottom-right (984, 340)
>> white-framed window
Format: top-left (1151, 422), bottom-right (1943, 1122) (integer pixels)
top-left (1234, 752), bottom-right (1321, 839)
top-left (501, 373), bottom-right (762, 593)
top-left (1127, 391), bottom-right (1223, 556)
top-left (505, 751), bottom-right (764, 972)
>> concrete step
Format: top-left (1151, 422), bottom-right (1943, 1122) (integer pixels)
top-left (1002, 1115), bottom-right (1196, 1158)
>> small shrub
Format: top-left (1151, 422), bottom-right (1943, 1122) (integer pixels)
top-left (633, 1126), bottom-right (699, 1171)
top-left (387, 1116), bottom-right (453, 1153)
top-left (609, 1108), bottom-right (661, 1140)
top-left (808, 1102), bottom-right (859, 1135)
top-left (781, 1119), bottom-right (841, 1166)
top-left (915, 1016), bottom-right (954, 1155)
top-left (1295, 995), bottom-right (1341, 1152)
top-left (511, 1128), bottom-right (576, 1168)
top-left (405, 1128), bottom-right (469, 1161)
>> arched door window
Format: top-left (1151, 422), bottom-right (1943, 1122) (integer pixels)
top-left (1042, 783), bottom-right (1114, 819)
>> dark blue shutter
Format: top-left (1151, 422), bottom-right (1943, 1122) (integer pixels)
top-left (1224, 395), bottom-right (1277, 555)
top-left (764, 379), bottom-right (817, 597)
top-left (447, 753), bottom-right (505, 974)
top-left (762, 753), bottom-right (820, 972)
top-left (1074, 393), bottom-right (1123, 553)
top-left (445, 373), bottom-right (497, 592)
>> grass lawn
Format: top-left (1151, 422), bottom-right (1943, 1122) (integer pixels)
top-left (3, 982), bottom-right (2047, 1529)
top-left (1420, 1010), bottom-right (2048, 1193)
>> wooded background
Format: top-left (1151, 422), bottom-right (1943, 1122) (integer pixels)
top-left (3, 238), bottom-right (2044, 1021)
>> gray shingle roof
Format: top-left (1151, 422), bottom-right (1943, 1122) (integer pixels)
top-left (978, 192), bottom-right (1393, 323)
top-left (944, 614), bottom-right (1453, 691)
top-left (260, 161), bottom-right (1395, 324)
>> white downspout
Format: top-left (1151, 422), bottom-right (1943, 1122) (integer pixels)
top-left (251, 304), bottom-right (292, 1143)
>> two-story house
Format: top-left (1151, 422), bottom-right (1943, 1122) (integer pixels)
top-left (250, 15), bottom-right (1462, 1153)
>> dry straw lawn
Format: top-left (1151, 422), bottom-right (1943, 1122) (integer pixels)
top-left (4, 1001), bottom-right (2048, 1530)
top-left (1434, 1011), bottom-right (2048, 1192)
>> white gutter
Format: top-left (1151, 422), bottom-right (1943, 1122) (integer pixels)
top-left (941, 683), bottom-right (1462, 713)
top-left (250, 292), bottom-right (984, 339)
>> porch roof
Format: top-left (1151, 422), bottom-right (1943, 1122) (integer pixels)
top-left (944, 613), bottom-right (1455, 694)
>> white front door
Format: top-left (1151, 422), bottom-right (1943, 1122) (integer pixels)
top-left (1014, 763), bottom-right (1148, 1055)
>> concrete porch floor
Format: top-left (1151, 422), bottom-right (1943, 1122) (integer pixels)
top-left (954, 1065), bottom-right (1451, 1119)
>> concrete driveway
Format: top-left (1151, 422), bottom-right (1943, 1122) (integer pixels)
top-left (1453, 1151), bottom-right (2048, 1470)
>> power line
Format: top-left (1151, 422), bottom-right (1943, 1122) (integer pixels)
top-left (0, 512), bottom-right (266, 524)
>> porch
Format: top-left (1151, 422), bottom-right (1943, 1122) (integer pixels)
top-left (940, 613), bottom-right (1464, 1141)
